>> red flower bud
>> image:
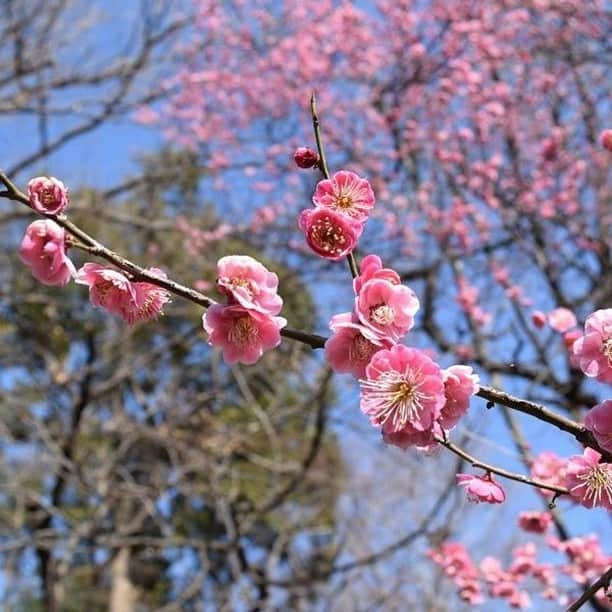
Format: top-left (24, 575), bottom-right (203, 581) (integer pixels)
top-left (293, 147), bottom-right (319, 169)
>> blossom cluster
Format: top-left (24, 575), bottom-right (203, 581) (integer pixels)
top-left (325, 254), bottom-right (480, 460)
top-left (19, 177), bottom-right (170, 325)
top-left (298, 170), bottom-right (374, 260)
top-left (429, 534), bottom-right (612, 610)
top-left (531, 448), bottom-right (612, 511)
top-left (202, 256), bottom-right (287, 365)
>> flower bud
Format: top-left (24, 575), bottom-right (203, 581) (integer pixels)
top-left (293, 147), bottom-right (319, 169)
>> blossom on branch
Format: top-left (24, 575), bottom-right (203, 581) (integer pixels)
top-left (19, 220), bottom-right (76, 286)
top-left (27, 176), bottom-right (69, 215)
top-left (360, 345), bottom-right (445, 434)
top-left (439, 365), bottom-right (480, 430)
top-left (216, 255), bottom-right (282, 315)
top-left (202, 304), bottom-right (286, 365)
top-left (312, 170), bottom-right (375, 224)
top-left (325, 312), bottom-right (392, 378)
top-left (456, 473), bottom-right (506, 504)
top-left (355, 278), bottom-right (419, 342)
top-left (298, 207), bottom-right (362, 260)
top-left (584, 400), bottom-right (612, 453)
top-left (353, 254), bottom-right (401, 294)
top-left (565, 447), bottom-right (612, 510)
top-left (572, 309), bottom-right (612, 383)
top-left (76, 263), bottom-right (170, 325)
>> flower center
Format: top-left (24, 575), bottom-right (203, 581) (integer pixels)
top-left (310, 217), bottom-right (347, 255)
top-left (370, 303), bottom-right (395, 325)
top-left (574, 465), bottom-right (612, 507)
top-left (349, 335), bottom-right (378, 364)
top-left (230, 277), bottom-right (254, 296)
top-left (603, 338), bottom-right (612, 363)
top-left (360, 372), bottom-right (428, 431)
top-left (42, 188), bottom-right (56, 206)
top-left (335, 194), bottom-right (353, 209)
top-left (229, 315), bottom-right (257, 347)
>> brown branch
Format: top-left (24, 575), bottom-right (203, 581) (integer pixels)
top-left (310, 92), bottom-right (359, 279)
top-left (435, 435), bottom-right (570, 496)
top-left (477, 386), bottom-right (612, 462)
top-left (567, 565), bottom-right (612, 612)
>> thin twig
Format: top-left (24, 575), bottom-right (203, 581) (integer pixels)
top-left (435, 436), bottom-right (570, 496)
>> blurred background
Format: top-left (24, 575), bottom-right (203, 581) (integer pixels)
top-left (0, 1), bottom-right (610, 610)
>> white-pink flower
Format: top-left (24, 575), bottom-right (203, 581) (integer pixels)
top-left (19, 220), bottom-right (76, 286)
top-left (312, 170), bottom-right (375, 223)
top-left (325, 312), bottom-right (391, 378)
top-left (439, 365), bottom-right (480, 430)
top-left (360, 345), bottom-right (445, 434)
top-left (355, 278), bottom-right (419, 342)
top-left (202, 303), bottom-right (286, 365)
top-left (564, 447), bottom-right (612, 510)
top-left (572, 309), bottom-right (612, 383)
top-left (584, 400), bottom-right (612, 453)
top-left (548, 307), bottom-right (577, 333)
top-left (216, 255), bottom-right (282, 315)
top-left (456, 473), bottom-right (506, 504)
top-left (27, 176), bottom-right (69, 215)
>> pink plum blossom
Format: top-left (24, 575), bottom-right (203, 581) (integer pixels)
top-left (601, 129), bottom-right (612, 152)
top-left (517, 511), bottom-right (552, 534)
top-left (27, 176), bottom-right (69, 215)
top-left (456, 473), bottom-right (506, 504)
top-left (360, 345), bottom-right (445, 434)
top-left (312, 170), bottom-right (375, 223)
top-left (216, 255), bottom-right (282, 315)
top-left (122, 269), bottom-right (171, 325)
top-left (298, 208), bottom-right (362, 260)
top-left (548, 307), bottom-right (577, 333)
top-left (572, 309), bottom-right (612, 383)
top-left (76, 264), bottom-right (169, 324)
top-left (439, 365), bottom-right (480, 430)
top-left (324, 312), bottom-right (391, 378)
top-left (564, 447), bottom-right (612, 510)
top-left (293, 147), bottom-right (318, 168)
top-left (584, 400), bottom-right (612, 453)
top-left (382, 421), bottom-right (441, 453)
top-left (355, 278), bottom-right (419, 342)
top-left (530, 451), bottom-right (568, 498)
top-left (353, 254), bottom-right (401, 294)
top-left (19, 220), bottom-right (76, 286)
top-left (202, 303), bottom-right (286, 365)
top-left (76, 263), bottom-right (136, 318)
